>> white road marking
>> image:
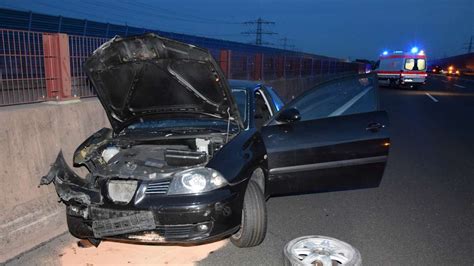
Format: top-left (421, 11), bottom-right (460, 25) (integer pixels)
top-left (328, 86), bottom-right (372, 117)
top-left (425, 93), bottom-right (439, 103)
top-left (454, 84), bottom-right (466, 88)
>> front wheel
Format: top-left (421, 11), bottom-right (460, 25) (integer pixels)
top-left (230, 181), bottom-right (267, 248)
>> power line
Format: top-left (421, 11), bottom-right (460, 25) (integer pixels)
top-left (241, 18), bottom-right (277, 46)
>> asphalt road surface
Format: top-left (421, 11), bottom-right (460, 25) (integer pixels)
top-left (7, 74), bottom-right (473, 266)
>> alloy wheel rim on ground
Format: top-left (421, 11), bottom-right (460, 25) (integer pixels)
top-left (284, 235), bottom-right (361, 266)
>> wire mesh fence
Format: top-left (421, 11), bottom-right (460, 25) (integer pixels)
top-left (0, 27), bottom-right (362, 106)
top-left (0, 29), bottom-right (46, 106)
top-left (69, 35), bottom-right (108, 98)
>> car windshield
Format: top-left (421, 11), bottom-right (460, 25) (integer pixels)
top-left (231, 88), bottom-right (248, 126)
top-left (121, 118), bottom-right (238, 136)
top-left (404, 58), bottom-right (426, 71)
top-left (266, 87), bottom-right (284, 111)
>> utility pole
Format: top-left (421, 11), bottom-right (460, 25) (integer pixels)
top-left (241, 18), bottom-right (277, 46)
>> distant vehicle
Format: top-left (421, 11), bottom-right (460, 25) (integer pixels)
top-left (376, 48), bottom-right (428, 89)
top-left (430, 65), bottom-right (442, 74)
top-left (446, 65), bottom-right (461, 76)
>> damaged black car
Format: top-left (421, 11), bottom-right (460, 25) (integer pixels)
top-left (41, 33), bottom-right (390, 248)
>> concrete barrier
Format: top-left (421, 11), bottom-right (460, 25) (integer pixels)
top-left (0, 74), bottom-right (352, 262)
top-left (0, 98), bottom-right (109, 262)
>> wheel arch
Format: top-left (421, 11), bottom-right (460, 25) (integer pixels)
top-left (249, 167), bottom-right (266, 195)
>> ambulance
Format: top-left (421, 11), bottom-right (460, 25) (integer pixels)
top-left (376, 47), bottom-right (427, 89)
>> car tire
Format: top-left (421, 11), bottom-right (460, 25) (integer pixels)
top-left (230, 181), bottom-right (267, 248)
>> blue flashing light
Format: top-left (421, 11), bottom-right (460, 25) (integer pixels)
top-left (382, 51), bottom-right (389, 55)
top-left (411, 47), bottom-right (419, 54)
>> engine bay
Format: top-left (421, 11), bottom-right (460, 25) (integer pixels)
top-left (74, 129), bottom-right (229, 181)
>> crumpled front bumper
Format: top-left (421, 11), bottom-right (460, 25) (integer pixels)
top-left (40, 151), bottom-right (102, 206)
top-left (40, 152), bottom-right (243, 244)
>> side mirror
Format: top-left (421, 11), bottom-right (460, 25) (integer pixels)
top-left (276, 107), bottom-right (301, 123)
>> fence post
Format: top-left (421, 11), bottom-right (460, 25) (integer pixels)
top-left (254, 53), bottom-right (263, 80)
top-left (246, 55), bottom-right (250, 80)
top-left (58, 16), bottom-right (63, 32)
top-left (106, 23), bottom-right (110, 37)
top-left (43, 33), bottom-right (72, 100)
top-left (277, 56), bottom-right (284, 78)
top-left (28, 11), bottom-right (33, 31)
top-left (83, 20), bottom-right (88, 36)
top-left (219, 50), bottom-right (231, 78)
top-left (299, 57), bottom-right (303, 77)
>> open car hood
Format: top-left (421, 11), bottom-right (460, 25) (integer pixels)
top-left (84, 33), bottom-right (243, 132)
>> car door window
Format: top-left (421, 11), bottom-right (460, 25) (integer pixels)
top-left (261, 74), bottom-right (389, 196)
top-left (264, 86), bottom-right (285, 112)
top-left (270, 74), bottom-right (379, 124)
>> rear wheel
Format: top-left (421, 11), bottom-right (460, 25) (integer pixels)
top-left (230, 181), bottom-right (267, 248)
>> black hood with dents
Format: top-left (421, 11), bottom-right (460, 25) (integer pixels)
top-left (85, 33), bottom-right (242, 132)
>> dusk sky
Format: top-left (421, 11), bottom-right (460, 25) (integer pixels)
top-left (1, 0), bottom-right (472, 60)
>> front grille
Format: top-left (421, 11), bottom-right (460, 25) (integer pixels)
top-left (145, 179), bottom-right (171, 195)
top-left (158, 225), bottom-right (193, 238)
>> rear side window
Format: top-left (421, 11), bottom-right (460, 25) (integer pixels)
top-left (405, 58), bottom-right (426, 71)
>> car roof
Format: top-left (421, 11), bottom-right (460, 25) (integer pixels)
top-left (229, 79), bottom-right (263, 91)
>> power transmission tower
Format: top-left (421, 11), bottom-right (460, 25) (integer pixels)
top-left (241, 18), bottom-right (277, 46)
top-left (280, 37), bottom-right (295, 50)
top-left (464, 36), bottom-right (473, 53)
top-left (461, 36), bottom-right (473, 53)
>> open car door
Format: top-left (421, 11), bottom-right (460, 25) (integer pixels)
top-left (261, 74), bottom-right (390, 196)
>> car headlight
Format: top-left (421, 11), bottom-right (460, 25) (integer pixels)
top-left (167, 168), bottom-right (228, 195)
top-left (108, 180), bottom-right (138, 204)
